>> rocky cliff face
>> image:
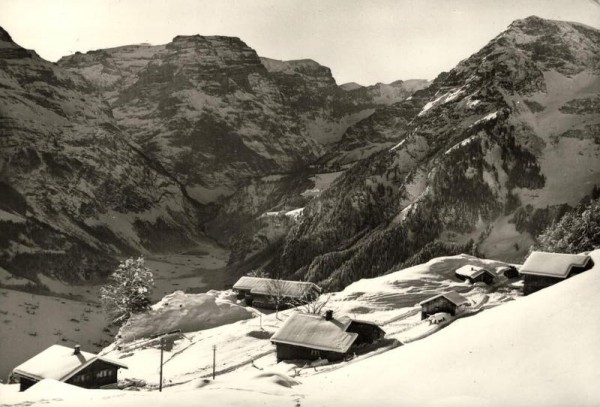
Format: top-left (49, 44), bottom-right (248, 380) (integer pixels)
top-left (60, 37), bottom-right (323, 204)
top-left (277, 16), bottom-right (600, 289)
top-left (0, 28), bottom-right (206, 283)
top-left (59, 40), bottom-right (424, 207)
top-left (262, 56), bottom-right (428, 144)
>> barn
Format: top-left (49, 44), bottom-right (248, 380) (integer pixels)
top-left (419, 291), bottom-right (470, 320)
top-left (232, 276), bottom-right (321, 309)
top-left (12, 344), bottom-right (127, 391)
top-left (454, 265), bottom-right (495, 285)
top-left (270, 311), bottom-right (385, 362)
top-left (519, 251), bottom-right (594, 295)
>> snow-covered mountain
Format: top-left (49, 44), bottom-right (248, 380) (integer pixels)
top-left (58, 43), bottom-right (424, 205)
top-left (59, 37), bottom-right (323, 204)
top-left (278, 16), bottom-right (600, 290)
top-left (0, 25), bottom-right (424, 285)
top-left (1, 16), bottom-right (598, 295)
top-left (0, 27), bottom-right (207, 283)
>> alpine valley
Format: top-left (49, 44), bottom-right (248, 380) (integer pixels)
top-left (1, 16), bottom-right (599, 292)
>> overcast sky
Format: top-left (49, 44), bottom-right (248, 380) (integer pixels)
top-left (1, 0), bottom-right (599, 84)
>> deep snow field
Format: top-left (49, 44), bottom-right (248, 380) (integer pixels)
top-left (1, 251), bottom-right (598, 406)
top-left (0, 241), bottom-right (230, 382)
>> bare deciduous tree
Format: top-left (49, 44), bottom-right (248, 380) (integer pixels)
top-left (295, 294), bottom-right (332, 315)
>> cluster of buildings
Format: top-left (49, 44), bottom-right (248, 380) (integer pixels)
top-left (10, 251), bottom-right (594, 392)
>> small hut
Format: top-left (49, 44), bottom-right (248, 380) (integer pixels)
top-left (519, 251), bottom-right (594, 295)
top-left (454, 265), bottom-right (495, 285)
top-left (419, 291), bottom-right (470, 320)
top-left (232, 276), bottom-right (321, 309)
top-left (12, 344), bottom-right (127, 391)
top-left (496, 265), bottom-right (519, 279)
top-left (270, 311), bottom-right (384, 362)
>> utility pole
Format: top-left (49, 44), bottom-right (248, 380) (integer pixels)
top-left (212, 344), bottom-right (216, 380)
top-left (159, 338), bottom-right (164, 392)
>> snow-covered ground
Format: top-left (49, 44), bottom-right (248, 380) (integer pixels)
top-left (2, 251), bottom-right (599, 406)
top-left (0, 289), bottom-right (114, 382)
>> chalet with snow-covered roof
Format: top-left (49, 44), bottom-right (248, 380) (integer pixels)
top-left (519, 251), bottom-right (594, 295)
top-left (12, 344), bottom-right (127, 391)
top-left (454, 265), bottom-right (495, 285)
top-left (419, 291), bottom-right (470, 320)
top-left (232, 276), bottom-right (321, 309)
top-left (270, 311), bottom-right (384, 362)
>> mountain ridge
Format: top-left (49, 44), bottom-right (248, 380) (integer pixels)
top-left (1, 16), bottom-right (598, 291)
top-left (275, 16), bottom-right (600, 289)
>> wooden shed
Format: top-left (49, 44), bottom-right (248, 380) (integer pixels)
top-left (496, 265), bottom-right (519, 279)
top-left (232, 276), bottom-right (321, 309)
top-left (519, 251), bottom-right (594, 295)
top-left (454, 265), bottom-right (495, 285)
top-left (419, 291), bottom-right (470, 320)
top-left (270, 311), bottom-right (384, 362)
top-left (12, 345), bottom-right (127, 391)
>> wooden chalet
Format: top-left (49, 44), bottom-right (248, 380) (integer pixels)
top-left (454, 265), bottom-right (495, 285)
top-left (419, 291), bottom-right (470, 320)
top-left (232, 276), bottom-right (321, 309)
top-left (519, 251), bottom-right (594, 295)
top-left (270, 311), bottom-right (385, 362)
top-left (12, 344), bottom-right (127, 391)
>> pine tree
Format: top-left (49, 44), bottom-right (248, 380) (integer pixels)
top-left (534, 198), bottom-right (600, 254)
top-left (100, 257), bottom-right (154, 325)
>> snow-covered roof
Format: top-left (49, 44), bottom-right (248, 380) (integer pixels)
top-left (495, 265), bottom-right (517, 272)
top-left (419, 291), bottom-right (470, 307)
top-left (233, 277), bottom-right (321, 298)
top-left (12, 345), bottom-right (127, 382)
top-left (520, 251), bottom-right (592, 278)
top-left (271, 313), bottom-right (360, 353)
top-left (455, 265), bottom-right (494, 279)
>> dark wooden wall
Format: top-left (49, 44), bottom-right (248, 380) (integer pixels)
top-left (346, 321), bottom-right (384, 345)
top-left (65, 360), bottom-right (120, 389)
top-left (18, 376), bottom-right (38, 392)
top-left (421, 297), bottom-right (457, 319)
top-left (480, 273), bottom-right (495, 285)
top-left (274, 343), bottom-right (345, 362)
top-left (523, 275), bottom-right (562, 295)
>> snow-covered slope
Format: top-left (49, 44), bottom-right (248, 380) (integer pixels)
top-left (303, 250), bottom-right (600, 406)
top-left (2, 251), bottom-right (598, 406)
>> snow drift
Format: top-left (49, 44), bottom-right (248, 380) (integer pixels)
top-left (117, 291), bottom-right (253, 343)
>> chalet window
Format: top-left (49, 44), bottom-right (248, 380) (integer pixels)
top-left (97, 370), bottom-right (110, 378)
top-left (73, 374), bottom-right (85, 383)
top-left (311, 349), bottom-right (320, 357)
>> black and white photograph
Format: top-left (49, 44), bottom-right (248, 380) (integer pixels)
top-left (0, 0), bottom-right (599, 405)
